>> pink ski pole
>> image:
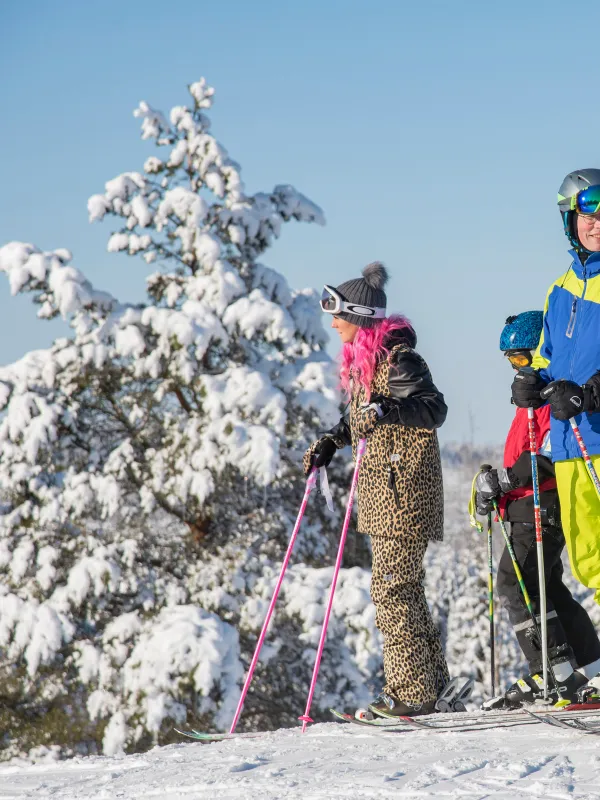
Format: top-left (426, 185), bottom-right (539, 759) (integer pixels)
top-left (229, 468), bottom-right (319, 734)
top-left (299, 438), bottom-right (367, 733)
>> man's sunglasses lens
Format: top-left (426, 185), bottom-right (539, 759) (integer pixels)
top-left (577, 185), bottom-right (600, 215)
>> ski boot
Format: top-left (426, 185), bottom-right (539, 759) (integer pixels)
top-left (481, 694), bottom-right (508, 711)
top-left (435, 677), bottom-right (474, 713)
top-left (503, 670), bottom-right (588, 709)
top-left (367, 691), bottom-right (437, 719)
top-left (576, 675), bottom-right (600, 705)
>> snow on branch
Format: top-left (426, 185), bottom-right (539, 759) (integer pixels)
top-left (0, 242), bottom-right (115, 320)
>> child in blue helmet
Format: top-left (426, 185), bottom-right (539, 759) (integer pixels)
top-left (475, 312), bottom-right (600, 708)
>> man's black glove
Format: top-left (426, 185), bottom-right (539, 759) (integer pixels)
top-left (583, 371), bottom-right (600, 413)
top-left (511, 368), bottom-right (547, 409)
top-left (540, 380), bottom-right (584, 421)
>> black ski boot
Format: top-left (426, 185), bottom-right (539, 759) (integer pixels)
top-left (576, 675), bottom-right (600, 705)
top-left (503, 670), bottom-right (588, 709)
top-left (367, 691), bottom-right (437, 719)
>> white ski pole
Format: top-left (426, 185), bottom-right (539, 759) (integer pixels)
top-left (527, 407), bottom-right (549, 700)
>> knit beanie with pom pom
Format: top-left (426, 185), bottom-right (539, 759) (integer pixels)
top-left (334, 261), bottom-right (389, 328)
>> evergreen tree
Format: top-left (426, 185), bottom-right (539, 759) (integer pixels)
top-left (0, 78), bottom-right (380, 759)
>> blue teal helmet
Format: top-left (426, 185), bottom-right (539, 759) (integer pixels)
top-left (499, 311), bottom-right (543, 352)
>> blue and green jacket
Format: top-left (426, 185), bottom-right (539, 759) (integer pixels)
top-left (533, 249), bottom-right (600, 462)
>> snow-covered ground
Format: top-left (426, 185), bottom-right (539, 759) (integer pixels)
top-left (2, 721), bottom-right (600, 800)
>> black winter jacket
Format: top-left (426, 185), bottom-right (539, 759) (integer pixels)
top-left (326, 329), bottom-right (447, 446)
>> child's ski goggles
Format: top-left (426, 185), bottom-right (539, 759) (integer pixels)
top-left (572, 185), bottom-right (600, 215)
top-left (320, 285), bottom-right (386, 319)
top-left (505, 350), bottom-right (533, 369)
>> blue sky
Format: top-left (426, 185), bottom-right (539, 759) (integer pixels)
top-left (1, 0), bottom-right (599, 444)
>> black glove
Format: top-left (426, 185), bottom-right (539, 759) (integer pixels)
top-left (475, 468), bottom-right (500, 514)
top-left (303, 437), bottom-right (338, 476)
top-left (475, 492), bottom-right (495, 516)
top-left (511, 369), bottom-right (547, 409)
top-left (497, 467), bottom-right (519, 493)
top-left (475, 469), bottom-right (500, 501)
top-left (475, 465), bottom-right (520, 515)
top-left (583, 371), bottom-right (600, 413)
top-left (540, 380), bottom-right (584, 421)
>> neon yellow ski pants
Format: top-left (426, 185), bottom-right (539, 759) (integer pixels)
top-left (555, 456), bottom-right (600, 605)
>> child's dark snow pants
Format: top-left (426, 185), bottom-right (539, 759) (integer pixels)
top-left (496, 521), bottom-right (600, 673)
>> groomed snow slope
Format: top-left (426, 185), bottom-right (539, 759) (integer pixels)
top-left (2, 721), bottom-right (600, 799)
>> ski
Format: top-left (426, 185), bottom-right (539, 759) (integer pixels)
top-left (330, 707), bottom-right (540, 733)
top-left (174, 728), bottom-right (267, 741)
top-left (330, 703), bottom-right (600, 734)
top-left (523, 710), bottom-right (600, 735)
top-left (329, 709), bottom-right (411, 730)
top-left (569, 719), bottom-right (600, 735)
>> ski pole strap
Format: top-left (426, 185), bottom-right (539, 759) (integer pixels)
top-left (319, 466), bottom-right (334, 512)
top-left (468, 471), bottom-right (484, 533)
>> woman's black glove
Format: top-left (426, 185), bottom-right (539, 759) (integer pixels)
top-left (303, 437), bottom-right (338, 476)
top-left (540, 380), bottom-right (584, 420)
top-left (511, 368), bottom-right (547, 409)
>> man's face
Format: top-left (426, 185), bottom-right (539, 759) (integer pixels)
top-left (577, 212), bottom-right (600, 252)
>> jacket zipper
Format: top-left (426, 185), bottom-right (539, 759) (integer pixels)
top-left (388, 454), bottom-right (401, 509)
top-left (565, 298), bottom-right (577, 338)
top-left (569, 266), bottom-right (587, 380)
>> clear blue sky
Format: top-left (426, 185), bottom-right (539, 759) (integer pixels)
top-left (1, 0), bottom-right (599, 444)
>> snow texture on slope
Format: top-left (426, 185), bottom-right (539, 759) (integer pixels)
top-left (2, 721), bottom-right (600, 799)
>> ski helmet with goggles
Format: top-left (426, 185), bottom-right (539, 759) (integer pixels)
top-left (557, 168), bottom-right (600, 251)
top-left (320, 262), bottom-right (389, 328)
top-left (499, 311), bottom-right (543, 368)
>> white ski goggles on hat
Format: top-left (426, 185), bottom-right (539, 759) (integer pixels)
top-left (320, 285), bottom-right (386, 319)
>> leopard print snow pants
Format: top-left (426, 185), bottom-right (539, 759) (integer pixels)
top-left (370, 535), bottom-right (449, 704)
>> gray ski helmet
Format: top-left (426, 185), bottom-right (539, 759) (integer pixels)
top-left (558, 168), bottom-right (600, 250)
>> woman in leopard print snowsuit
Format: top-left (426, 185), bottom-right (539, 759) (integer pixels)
top-left (304, 262), bottom-right (449, 717)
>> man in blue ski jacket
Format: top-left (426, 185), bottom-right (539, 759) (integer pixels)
top-left (511, 169), bottom-right (600, 699)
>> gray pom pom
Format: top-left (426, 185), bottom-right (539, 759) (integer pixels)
top-left (362, 261), bottom-right (389, 290)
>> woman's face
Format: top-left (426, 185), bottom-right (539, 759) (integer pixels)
top-left (331, 316), bottom-right (359, 344)
top-left (577, 213), bottom-right (600, 252)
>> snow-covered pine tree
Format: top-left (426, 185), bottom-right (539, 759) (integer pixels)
top-left (0, 78), bottom-right (381, 760)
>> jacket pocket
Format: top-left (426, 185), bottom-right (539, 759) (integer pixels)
top-left (387, 454), bottom-right (403, 509)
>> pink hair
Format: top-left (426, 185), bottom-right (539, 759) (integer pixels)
top-left (339, 315), bottom-right (415, 401)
